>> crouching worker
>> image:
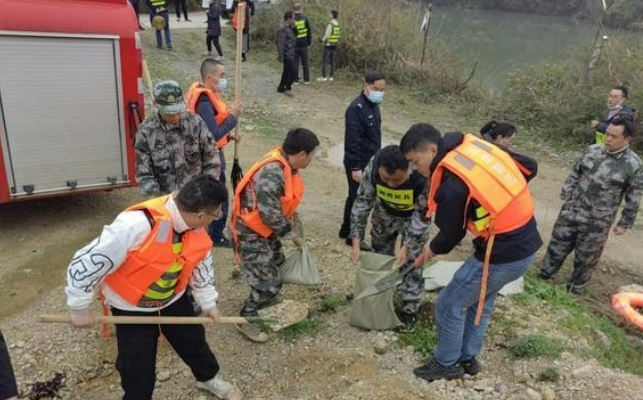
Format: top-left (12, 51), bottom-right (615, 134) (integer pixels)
top-left (349, 145), bottom-right (430, 328)
top-left (65, 175), bottom-right (242, 400)
top-left (230, 128), bottom-right (319, 342)
top-left (400, 124), bottom-right (541, 382)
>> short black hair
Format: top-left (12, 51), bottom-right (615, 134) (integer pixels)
top-left (284, 11), bottom-right (293, 20)
top-left (614, 85), bottom-right (629, 99)
top-left (282, 128), bottom-right (320, 155)
top-left (610, 112), bottom-right (636, 138)
top-left (200, 58), bottom-right (224, 81)
top-left (176, 175), bottom-right (228, 213)
top-left (400, 123), bottom-right (442, 154)
top-left (331, 10), bottom-right (338, 19)
top-left (364, 70), bottom-right (385, 85)
top-left (377, 145), bottom-right (409, 174)
top-left (480, 120), bottom-right (516, 140)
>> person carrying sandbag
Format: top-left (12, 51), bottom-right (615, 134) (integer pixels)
top-left (349, 145), bottom-right (430, 329)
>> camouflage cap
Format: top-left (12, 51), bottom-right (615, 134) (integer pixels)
top-left (153, 80), bottom-right (186, 114)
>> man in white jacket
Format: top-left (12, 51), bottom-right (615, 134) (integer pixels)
top-left (317, 9), bottom-right (340, 82)
top-left (65, 175), bottom-right (241, 400)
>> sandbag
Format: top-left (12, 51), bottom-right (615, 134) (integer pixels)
top-left (280, 216), bottom-right (321, 285)
top-left (280, 245), bottom-right (321, 285)
top-left (349, 252), bottom-right (401, 331)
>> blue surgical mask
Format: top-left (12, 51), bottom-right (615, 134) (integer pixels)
top-left (367, 90), bottom-right (384, 104)
top-left (217, 78), bottom-right (228, 91)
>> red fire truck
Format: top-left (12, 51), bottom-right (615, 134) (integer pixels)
top-left (0, 0), bottom-right (143, 203)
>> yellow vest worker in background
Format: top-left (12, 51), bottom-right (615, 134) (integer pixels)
top-left (399, 124), bottom-right (542, 382)
top-left (65, 175), bottom-right (242, 400)
top-left (229, 128), bottom-right (319, 342)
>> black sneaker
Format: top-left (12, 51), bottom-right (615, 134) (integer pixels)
top-left (566, 282), bottom-right (586, 295)
top-left (414, 358), bottom-right (464, 382)
top-left (460, 357), bottom-right (481, 376)
top-left (338, 229), bottom-right (349, 239)
top-left (397, 311), bottom-right (416, 330)
top-left (242, 53), bottom-right (247, 62)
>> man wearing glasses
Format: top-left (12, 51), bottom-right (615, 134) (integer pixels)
top-left (539, 112), bottom-right (643, 294)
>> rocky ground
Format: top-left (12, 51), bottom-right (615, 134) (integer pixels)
top-left (1, 21), bottom-right (643, 400)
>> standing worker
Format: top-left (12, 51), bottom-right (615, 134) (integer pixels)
top-left (339, 70), bottom-right (386, 249)
top-left (0, 329), bottom-right (18, 400)
top-left (540, 113), bottom-right (643, 293)
top-left (128, 0), bottom-right (145, 30)
top-left (230, 0), bottom-right (255, 62)
top-left (292, 3), bottom-right (312, 86)
top-left (480, 120), bottom-right (538, 177)
top-left (174, 0), bottom-right (190, 22)
top-left (591, 85), bottom-right (635, 144)
top-left (400, 124), bottom-right (541, 382)
top-left (147, 0), bottom-right (172, 49)
top-left (135, 80), bottom-right (221, 197)
top-left (349, 145), bottom-right (430, 327)
top-left (186, 58), bottom-right (243, 247)
top-left (317, 10), bottom-right (340, 82)
top-left (65, 175), bottom-right (242, 400)
top-left (205, 0), bottom-right (224, 59)
top-left (230, 128), bottom-right (319, 342)
top-left (276, 11), bottom-right (297, 94)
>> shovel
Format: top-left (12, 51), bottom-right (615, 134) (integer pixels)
top-left (354, 262), bottom-right (418, 300)
top-left (39, 314), bottom-right (274, 325)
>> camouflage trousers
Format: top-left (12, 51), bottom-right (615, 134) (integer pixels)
top-left (235, 225), bottom-right (286, 316)
top-left (540, 201), bottom-right (612, 289)
top-left (370, 203), bottom-right (425, 314)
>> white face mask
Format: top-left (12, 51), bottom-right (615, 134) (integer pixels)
top-left (217, 78), bottom-right (228, 91)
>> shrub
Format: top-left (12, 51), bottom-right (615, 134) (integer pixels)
top-left (509, 334), bottom-right (565, 359)
top-left (280, 318), bottom-right (324, 341)
top-left (538, 367), bottom-right (561, 382)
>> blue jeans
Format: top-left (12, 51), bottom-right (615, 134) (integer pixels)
top-left (434, 253), bottom-right (535, 366)
top-left (150, 12), bottom-right (172, 48)
top-left (207, 169), bottom-right (228, 242)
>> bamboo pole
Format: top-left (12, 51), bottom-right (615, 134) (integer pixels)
top-left (39, 314), bottom-right (266, 325)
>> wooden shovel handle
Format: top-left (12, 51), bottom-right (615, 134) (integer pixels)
top-left (39, 315), bottom-right (254, 325)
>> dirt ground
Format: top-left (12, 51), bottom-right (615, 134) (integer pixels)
top-left (1, 24), bottom-right (643, 400)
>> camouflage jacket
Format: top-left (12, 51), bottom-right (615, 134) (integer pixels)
top-left (350, 156), bottom-right (431, 247)
top-left (237, 156), bottom-right (294, 237)
top-left (135, 112), bottom-right (221, 196)
top-left (562, 144), bottom-right (643, 228)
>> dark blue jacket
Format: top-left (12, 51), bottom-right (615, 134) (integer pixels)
top-left (596, 104), bottom-right (635, 133)
top-left (206, 3), bottom-right (222, 36)
top-left (343, 93), bottom-right (382, 171)
top-left (195, 93), bottom-right (238, 173)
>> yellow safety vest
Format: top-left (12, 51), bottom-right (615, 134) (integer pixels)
top-left (295, 18), bottom-right (308, 39)
top-left (328, 24), bottom-right (341, 44)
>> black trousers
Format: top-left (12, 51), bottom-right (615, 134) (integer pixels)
top-left (111, 294), bottom-right (219, 400)
top-left (340, 165), bottom-right (360, 237)
top-left (294, 46), bottom-right (310, 82)
top-left (174, 0), bottom-right (188, 20)
top-left (206, 34), bottom-right (223, 56)
top-left (278, 58), bottom-right (297, 91)
top-left (0, 329), bottom-right (18, 400)
top-left (322, 46), bottom-right (337, 78)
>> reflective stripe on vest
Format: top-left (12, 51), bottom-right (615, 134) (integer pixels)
top-left (103, 195), bottom-right (212, 307)
top-left (376, 185), bottom-right (414, 211)
top-left (139, 242), bottom-right (183, 304)
top-left (328, 25), bottom-right (341, 44)
top-left (150, 0), bottom-right (166, 8)
top-left (295, 18), bottom-right (308, 39)
top-left (427, 134), bottom-right (534, 238)
top-left (185, 82), bottom-right (231, 149)
top-left (230, 147), bottom-right (305, 239)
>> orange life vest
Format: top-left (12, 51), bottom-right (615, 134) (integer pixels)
top-left (185, 82), bottom-right (231, 149)
top-left (428, 133), bottom-right (534, 238)
top-left (612, 292), bottom-right (643, 332)
top-left (231, 1), bottom-right (246, 31)
top-left (230, 147), bottom-right (304, 239)
top-left (103, 195), bottom-right (212, 307)
top-left (427, 134), bottom-right (535, 325)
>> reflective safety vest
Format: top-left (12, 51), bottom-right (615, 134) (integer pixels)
top-left (596, 131), bottom-right (605, 144)
top-left (150, 0), bottom-right (167, 9)
top-left (231, 2), bottom-right (246, 31)
top-left (294, 17), bottom-right (308, 39)
top-left (428, 134), bottom-right (534, 239)
top-left (230, 147), bottom-right (304, 239)
top-left (372, 161), bottom-right (426, 218)
top-left (328, 24), bottom-right (341, 44)
top-left (185, 82), bottom-right (231, 149)
top-left (103, 195), bottom-right (212, 307)
top-left (427, 134), bottom-right (535, 326)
